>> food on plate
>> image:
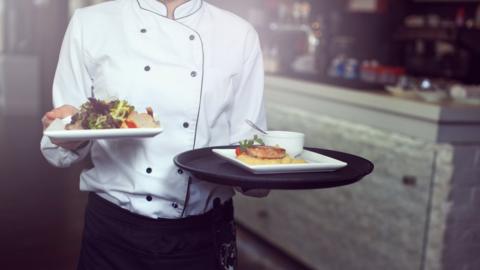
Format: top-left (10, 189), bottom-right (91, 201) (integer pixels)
top-left (245, 145), bottom-right (286, 159)
top-left (66, 98), bottom-right (160, 130)
top-left (237, 152), bottom-right (306, 165)
top-left (120, 111), bottom-right (158, 129)
top-left (235, 135), bottom-right (306, 165)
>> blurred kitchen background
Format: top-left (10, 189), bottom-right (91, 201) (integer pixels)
top-left (1, 0), bottom-right (480, 269)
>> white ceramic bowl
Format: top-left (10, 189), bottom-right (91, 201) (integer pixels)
top-left (263, 131), bottom-right (305, 157)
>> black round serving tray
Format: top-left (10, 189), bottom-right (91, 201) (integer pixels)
top-left (174, 146), bottom-right (374, 190)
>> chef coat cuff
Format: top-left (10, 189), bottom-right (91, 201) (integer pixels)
top-left (234, 186), bottom-right (270, 198)
top-left (40, 135), bottom-right (91, 168)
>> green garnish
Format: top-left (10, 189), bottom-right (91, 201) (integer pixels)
top-left (71, 97), bottom-right (135, 129)
top-left (110, 100), bottom-right (134, 121)
top-left (238, 135), bottom-right (265, 151)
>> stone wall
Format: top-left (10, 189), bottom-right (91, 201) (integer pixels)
top-left (440, 145), bottom-right (480, 270)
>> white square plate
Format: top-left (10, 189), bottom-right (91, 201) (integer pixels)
top-left (44, 117), bottom-right (163, 140)
top-left (212, 149), bottom-right (347, 174)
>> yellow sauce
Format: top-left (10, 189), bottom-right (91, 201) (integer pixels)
top-left (237, 154), bottom-right (306, 165)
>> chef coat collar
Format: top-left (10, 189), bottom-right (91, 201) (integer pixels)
top-left (137, 0), bottom-right (203, 20)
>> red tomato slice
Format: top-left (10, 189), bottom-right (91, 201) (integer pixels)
top-left (125, 120), bottom-right (137, 128)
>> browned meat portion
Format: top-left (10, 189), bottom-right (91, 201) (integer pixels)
top-left (245, 146), bottom-right (286, 159)
top-left (146, 107), bottom-right (154, 117)
top-left (65, 120), bottom-right (83, 130)
top-left (127, 111), bottom-right (159, 128)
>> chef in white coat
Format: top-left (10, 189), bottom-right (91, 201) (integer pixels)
top-left (40, 0), bottom-right (267, 269)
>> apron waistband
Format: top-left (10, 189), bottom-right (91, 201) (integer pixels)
top-left (87, 192), bottom-right (233, 231)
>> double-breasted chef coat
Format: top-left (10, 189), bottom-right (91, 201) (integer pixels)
top-left (40, 0), bottom-right (267, 219)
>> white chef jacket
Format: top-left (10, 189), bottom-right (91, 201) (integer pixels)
top-left (40, 0), bottom-right (267, 219)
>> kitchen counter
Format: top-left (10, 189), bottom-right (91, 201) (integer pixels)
top-left (264, 75), bottom-right (480, 143)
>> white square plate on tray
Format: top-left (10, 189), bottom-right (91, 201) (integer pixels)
top-left (44, 117), bottom-right (163, 140)
top-left (212, 149), bottom-right (348, 174)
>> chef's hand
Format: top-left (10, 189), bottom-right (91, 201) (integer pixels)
top-left (235, 187), bottom-right (270, 197)
top-left (42, 105), bottom-right (88, 151)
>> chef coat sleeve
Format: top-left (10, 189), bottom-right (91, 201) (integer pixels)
top-left (230, 28), bottom-right (269, 198)
top-left (229, 28), bottom-right (267, 145)
top-left (40, 10), bottom-right (93, 168)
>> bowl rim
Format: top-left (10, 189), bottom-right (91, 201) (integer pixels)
top-left (264, 131), bottom-right (305, 138)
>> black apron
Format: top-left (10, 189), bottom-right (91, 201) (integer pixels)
top-left (77, 193), bottom-right (237, 270)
